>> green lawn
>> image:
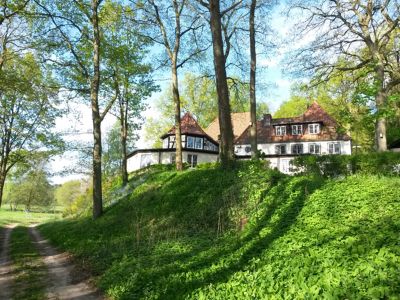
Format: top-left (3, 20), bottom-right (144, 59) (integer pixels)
top-left (38, 163), bottom-right (400, 299)
top-left (0, 208), bottom-right (60, 226)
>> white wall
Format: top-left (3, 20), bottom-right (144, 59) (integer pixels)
top-left (235, 140), bottom-right (352, 156)
top-left (127, 151), bottom-right (219, 172)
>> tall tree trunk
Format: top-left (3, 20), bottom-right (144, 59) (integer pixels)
top-left (91, 0), bottom-right (102, 219)
top-left (209, 0), bottom-right (235, 168)
top-left (249, 0), bottom-right (258, 159)
top-left (172, 62), bottom-right (183, 171)
top-left (375, 64), bottom-right (388, 152)
top-left (120, 101), bottom-right (128, 186)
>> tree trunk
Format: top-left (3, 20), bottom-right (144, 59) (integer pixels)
top-left (209, 0), bottom-right (235, 168)
top-left (249, 0), bottom-right (258, 159)
top-left (374, 64), bottom-right (388, 152)
top-left (120, 102), bottom-right (128, 186)
top-left (91, 0), bottom-right (103, 219)
top-left (172, 62), bottom-right (183, 171)
top-left (0, 173), bottom-right (5, 208)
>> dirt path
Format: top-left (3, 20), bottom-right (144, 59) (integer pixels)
top-left (0, 224), bottom-right (16, 300)
top-left (29, 225), bottom-right (104, 300)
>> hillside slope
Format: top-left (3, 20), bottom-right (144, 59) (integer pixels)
top-left (40, 163), bottom-right (400, 299)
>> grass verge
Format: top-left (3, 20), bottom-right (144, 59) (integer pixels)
top-left (9, 226), bottom-right (47, 300)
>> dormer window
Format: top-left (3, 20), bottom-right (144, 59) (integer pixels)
top-left (275, 126), bottom-right (286, 136)
top-left (308, 124), bottom-right (320, 134)
top-left (292, 125), bottom-right (303, 135)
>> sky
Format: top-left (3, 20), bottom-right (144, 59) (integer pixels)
top-left (50, 3), bottom-right (298, 184)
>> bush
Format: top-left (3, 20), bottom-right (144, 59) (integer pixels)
top-left (292, 152), bottom-right (400, 177)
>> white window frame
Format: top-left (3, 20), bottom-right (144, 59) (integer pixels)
top-left (328, 143), bottom-right (341, 154)
top-left (275, 126), bottom-right (286, 136)
top-left (275, 144), bottom-right (287, 154)
top-left (308, 123), bottom-right (320, 134)
top-left (292, 125), bottom-right (303, 135)
top-left (292, 143), bottom-right (303, 154)
top-left (309, 143), bottom-right (321, 154)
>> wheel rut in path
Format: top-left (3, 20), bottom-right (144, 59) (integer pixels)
top-left (0, 224), bottom-right (16, 300)
top-left (29, 225), bottom-right (105, 300)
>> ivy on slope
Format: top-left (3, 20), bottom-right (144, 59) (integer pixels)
top-left (39, 164), bottom-right (400, 299)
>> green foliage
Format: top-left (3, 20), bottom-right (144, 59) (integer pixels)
top-left (54, 180), bottom-right (83, 207)
top-left (5, 170), bottom-right (55, 211)
top-left (292, 152), bottom-right (400, 177)
top-left (38, 162), bottom-right (400, 299)
top-left (9, 226), bottom-right (46, 300)
top-left (144, 73), bottom-right (269, 147)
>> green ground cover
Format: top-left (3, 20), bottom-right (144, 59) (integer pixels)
top-left (10, 226), bottom-right (46, 300)
top-left (39, 162), bottom-right (400, 299)
top-left (0, 209), bottom-right (60, 226)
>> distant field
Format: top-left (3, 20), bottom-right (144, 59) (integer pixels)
top-left (0, 208), bottom-right (61, 226)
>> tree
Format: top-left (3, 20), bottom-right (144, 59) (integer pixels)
top-left (288, 0), bottom-right (400, 151)
top-left (5, 157), bottom-right (55, 211)
top-left (197, 0), bottom-right (243, 168)
top-left (249, 0), bottom-right (257, 158)
top-left (35, 0), bottom-right (119, 218)
top-left (0, 52), bottom-right (62, 208)
top-left (143, 73), bottom-right (269, 147)
top-left (102, 2), bottom-right (156, 185)
top-left (54, 180), bottom-right (83, 208)
top-left (137, 0), bottom-right (205, 171)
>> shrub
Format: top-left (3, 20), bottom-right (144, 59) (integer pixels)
top-left (292, 152), bottom-right (400, 177)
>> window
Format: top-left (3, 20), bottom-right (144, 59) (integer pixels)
top-left (170, 154), bottom-right (176, 164)
top-left (309, 143), bottom-right (321, 154)
top-left (328, 143), bottom-right (341, 154)
top-left (187, 136), bottom-right (194, 148)
top-left (245, 146), bottom-right (251, 153)
top-left (275, 144), bottom-right (286, 154)
top-left (163, 138), bottom-right (168, 149)
top-left (187, 154), bottom-right (198, 167)
top-left (308, 124), bottom-right (320, 134)
top-left (187, 136), bottom-right (203, 149)
top-left (169, 136), bottom-right (176, 148)
top-left (204, 139), bottom-right (218, 151)
top-left (292, 125), bottom-right (303, 135)
top-left (195, 137), bottom-right (203, 149)
top-left (275, 126), bottom-right (286, 136)
top-left (291, 144), bottom-right (303, 154)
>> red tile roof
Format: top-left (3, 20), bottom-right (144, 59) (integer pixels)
top-left (205, 112), bottom-right (251, 141)
top-left (161, 112), bottom-right (218, 143)
top-left (235, 101), bottom-right (351, 144)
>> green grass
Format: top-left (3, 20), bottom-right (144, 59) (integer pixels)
top-left (0, 208), bottom-right (60, 226)
top-left (10, 226), bottom-right (46, 300)
top-left (39, 162), bottom-right (400, 299)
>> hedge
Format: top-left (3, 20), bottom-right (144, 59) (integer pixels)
top-left (291, 152), bottom-right (400, 177)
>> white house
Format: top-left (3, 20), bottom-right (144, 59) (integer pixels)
top-left (233, 102), bottom-right (352, 172)
top-left (127, 113), bottom-right (219, 172)
top-left (128, 102), bottom-right (352, 173)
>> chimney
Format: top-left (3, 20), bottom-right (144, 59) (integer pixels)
top-left (263, 114), bottom-right (272, 127)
